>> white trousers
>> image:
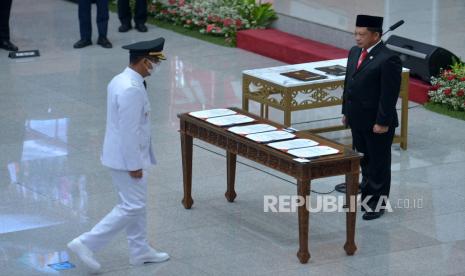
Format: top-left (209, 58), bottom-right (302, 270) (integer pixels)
top-left (79, 169), bottom-right (151, 259)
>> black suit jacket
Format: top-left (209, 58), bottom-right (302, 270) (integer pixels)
top-left (342, 42), bottom-right (402, 130)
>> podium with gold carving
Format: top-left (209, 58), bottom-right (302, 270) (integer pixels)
top-left (242, 58), bottom-right (410, 149)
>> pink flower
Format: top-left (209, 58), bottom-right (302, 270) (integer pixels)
top-left (457, 89), bottom-right (465, 97)
top-left (460, 77), bottom-right (465, 81)
top-left (235, 19), bottom-right (243, 28)
top-left (443, 88), bottom-right (452, 96)
top-left (223, 18), bottom-right (234, 27)
top-left (185, 19), bottom-right (192, 25)
top-left (430, 84), bottom-right (441, 91)
top-left (168, 0), bottom-right (176, 5)
top-left (179, 0), bottom-right (185, 6)
top-left (206, 24), bottom-right (215, 33)
top-left (447, 74), bottom-right (456, 81)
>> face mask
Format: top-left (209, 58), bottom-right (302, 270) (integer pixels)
top-left (147, 66), bottom-right (153, 76)
top-left (144, 59), bottom-right (160, 77)
top-left (153, 64), bottom-right (161, 74)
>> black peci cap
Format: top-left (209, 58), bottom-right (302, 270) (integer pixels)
top-left (122, 37), bottom-right (166, 60)
top-left (356, 15), bottom-right (383, 28)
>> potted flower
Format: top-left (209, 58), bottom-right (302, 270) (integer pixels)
top-left (428, 59), bottom-right (465, 111)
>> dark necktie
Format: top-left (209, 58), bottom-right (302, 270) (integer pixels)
top-left (143, 80), bottom-right (147, 89)
top-left (357, 49), bottom-right (368, 69)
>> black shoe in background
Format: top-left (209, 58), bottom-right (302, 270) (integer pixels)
top-left (118, 24), bottom-right (132, 32)
top-left (97, 37), bottom-right (112, 48)
top-left (362, 209), bottom-right (385, 220)
top-left (73, 39), bottom-right (92, 49)
top-left (135, 24), bottom-right (148, 32)
top-left (0, 40), bottom-right (19, 51)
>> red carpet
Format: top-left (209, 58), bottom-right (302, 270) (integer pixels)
top-left (237, 29), bottom-right (430, 103)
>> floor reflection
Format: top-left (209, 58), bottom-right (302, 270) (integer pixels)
top-left (168, 56), bottom-right (242, 125)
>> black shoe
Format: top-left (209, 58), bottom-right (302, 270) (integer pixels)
top-left (362, 209), bottom-right (385, 220)
top-left (334, 183), bottom-right (362, 194)
top-left (118, 24), bottom-right (132, 32)
top-left (0, 40), bottom-right (18, 51)
top-left (97, 37), bottom-right (112, 48)
top-left (135, 24), bottom-right (148, 32)
top-left (73, 39), bottom-right (92, 49)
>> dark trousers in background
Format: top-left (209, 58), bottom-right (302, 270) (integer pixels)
top-left (351, 126), bottom-right (395, 210)
top-left (0, 0), bottom-right (13, 40)
top-left (118, 0), bottom-right (147, 26)
top-left (78, 0), bottom-right (109, 40)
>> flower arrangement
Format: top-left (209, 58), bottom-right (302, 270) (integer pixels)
top-left (428, 59), bottom-right (465, 111)
top-left (149, 0), bottom-right (277, 45)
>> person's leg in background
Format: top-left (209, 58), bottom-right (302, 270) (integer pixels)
top-left (134, 0), bottom-right (148, 32)
top-left (118, 0), bottom-right (132, 32)
top-left (74, 0), bottom-right (93, 48)
top-left (0, 0), bottom-right (19, 51)
top-left (95, 0), bottom-right (112, 48)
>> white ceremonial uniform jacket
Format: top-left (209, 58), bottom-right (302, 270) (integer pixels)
top-left (101, 67), bottom-right (156, 171)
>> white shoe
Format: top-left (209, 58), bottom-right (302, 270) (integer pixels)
top-left (67, 238), bottom-right (101, 273)
top-left (130, 248), bottom-right (170, 265)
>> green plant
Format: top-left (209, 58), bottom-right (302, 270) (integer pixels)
top-left (250, 1), bottom-right (277, 28)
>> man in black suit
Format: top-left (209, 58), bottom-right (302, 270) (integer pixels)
top-left (342, 15), bottom-right (402, 220)
top-left (0, 0), bottom-right (18, 51)
top-left (74, 0), bottom-right (112, 49)
top-left (117, 0), bottom-right (148, 32)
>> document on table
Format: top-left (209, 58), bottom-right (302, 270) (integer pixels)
top-left (189, 108), bottom-right (236, 119)
top-left (245, 130), bottom-right (295, 143)
top-left (287, 146), bottom-right (339, 158)
top-left (268, 138), bottom-right (319, 151)
top-left (206, 114), bottom-right (255, 126)
top-left (228, 124), bottom-right (277, 135)
top-left (314, 65), bottom-right (347, 76)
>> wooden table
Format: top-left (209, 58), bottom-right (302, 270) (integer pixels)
top-left (242, 58), bottom-right (410, 150)
top-left (178, 108), bottom-right (362, 263)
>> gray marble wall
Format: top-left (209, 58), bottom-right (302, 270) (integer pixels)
top-left (271, 0), bottom-right (465, 59)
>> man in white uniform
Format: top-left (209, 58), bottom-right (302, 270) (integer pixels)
top-left (67, 38), bottom-right (169, 273)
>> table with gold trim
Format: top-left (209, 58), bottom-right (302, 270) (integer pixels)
top-left (178, 108), bottom-right (362, 263)
top-left (242, 58), bottom-right (410, 150)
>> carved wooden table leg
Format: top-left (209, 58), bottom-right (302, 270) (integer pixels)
top-left (225, 151), bottom-right (237, 202)
top-left (296, 179), bottom-right (311, 263)
top-left (181, 132), bottom-right (194, 209)
top-left (343, 161), bottom-right (359, 255)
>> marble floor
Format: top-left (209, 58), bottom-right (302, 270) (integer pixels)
top-left (1, 0), bottom-right (465, 275)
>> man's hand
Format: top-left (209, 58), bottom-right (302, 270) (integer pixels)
top-left (129, 169), bottom-right (143, 179)
top-left (373, 124), bottom-right (389, 134)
